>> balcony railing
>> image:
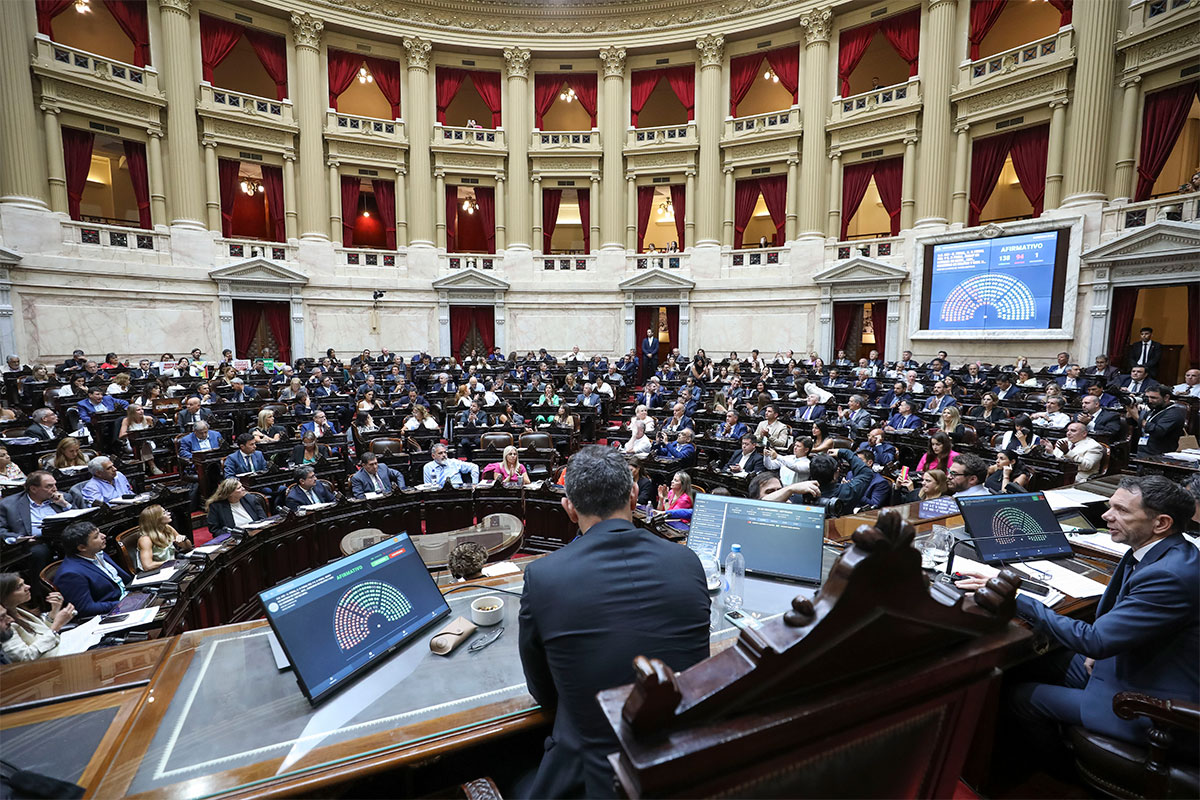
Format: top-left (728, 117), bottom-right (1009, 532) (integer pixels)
top-left (199, 84), bottom-right (294, 125)
top-left (958, 28), bottom-right (1074, 91)
top-left (540, 255), bottom-right (594, 271)
top-left (62, 219), bottom-right (166, 253)
top-left (444, 253), bottom-right (499, 270)
top-left (531, 130), bottom-right (600, 152)
top-left (1142, 0), bottom-right (1192, 26)
top-left (216, 238), bottom-right (297, 263)
top-left (724, 107), bottom-right (801, 140)
top-left (728, 247), bottom-right (787, 268)
top-left (338, 247), bottom-right (403, 268)
top-left (827, 235), bottom-right (903, 262)
top-left (326, 111), bottom-right (405, 144)
top-left (1101, 193), bottom-right (1200, 239)
top-left (828, 78), bottom-right (921, 126)
top-left (34, 35), bottom-right (160, 96)
top-left (626, 122), bottom-right (697, 150)
top-left (626, 252), bottom-right (688, 271)
top-left (434, 125), bottom-right (506, 151)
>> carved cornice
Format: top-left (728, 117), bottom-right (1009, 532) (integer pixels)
top-left (599, 46), bottom-right (626, 78)
top-left (798, 7), bottom-right (833, 46)
top-left (503, 47), bottom-right (531, 79)
top-left (404, 37), bottom-right (433, 71)
top-left (290, 12), bottom-right (325, 50)
top-left (696, 34), bottom-right (724, 67)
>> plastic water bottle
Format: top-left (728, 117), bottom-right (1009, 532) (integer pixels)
top-left (723, 544), bottom-right (745, 613)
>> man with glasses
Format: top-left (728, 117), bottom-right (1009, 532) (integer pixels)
top-left (947, 454), bottom-right (990, 497)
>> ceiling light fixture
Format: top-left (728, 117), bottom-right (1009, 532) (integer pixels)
top-left (559, 86), bottom-right (577, 103)
top-left (239, 178), bottom-right (264, 196)
top-left (358, 65), bottom-right (374, 84)
top-left (763, 68), bottom-right (779, 83)
top-left (462, 197), bottom-right (478, 214)
top-left (74, 0), bottom-right (90, 12)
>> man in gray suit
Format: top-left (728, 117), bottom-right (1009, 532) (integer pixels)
top-left (349, 452), bottom-right (405, 497)
top-left (0, 471), bottom-right (72, 573)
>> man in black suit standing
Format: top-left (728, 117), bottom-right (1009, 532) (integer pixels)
top-left (518, 446), bottom-right (710, 799)
top-left (1129, 326), bottom-right (1162, 379)
top-left (1138, 386), bottom-right (1186, 456)
top-left (640, 327), bottom-right (659, 384)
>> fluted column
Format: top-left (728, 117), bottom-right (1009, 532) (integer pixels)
top-left (722, 166), bottom-right (734, 247)
top-left (0, 0), bottom-right (47, 207)
top-left (1112, 77), bottom-right (1141, 202)
top-left (328, 161), bottom-right (341, 243)
top-left (1044, 99), bottom-right (1068, 210)
top-left (203, 140), bottom-right (220, 232)
top-left (290, 12), bottom-right (329, 240)
top-left (394, 166), bottom-right (407, 246)
top-left (435, 171), bottom-right (446, 249)
top-left (282, 154), bottom-right (298, 240)
top-left (1062, 0), bottom-right (1117, 204)
top-left (494, 176), bottom-right (506, 250)
top-left (403, 38), bottom-right (434, 246)
top-left (786, 156), bottom-right (799, 241)
top-left (158, 0), bottom-right (205, 227)
top-left (531, 175), bottom-right (542, 250)
top-left (684, 170), bottom-right (696, 248)
top-left (625, 175), bottom-right (637, 250)
top-left (147, 131), bottom-right (167, 226)
top-left (951, 124), bottom-right (970, 224)
top-left (589, 175), bottom-right (600, 251)
top-left (827, 150), bottom-right (842, 238)
top-left (798, 8), bottom-right (833, 237)
top-left (42, 106), bottom-right (67, 213)
top-left (599, 47), bottom-right (626, 249)
top-left (915, 0), bottom-right (957, 226)
top-left (503, 47), bottom-right (531, 249)
top-left (695, 34), bottom-right (724, 245)
top-left (900, 136), bottom-right (917, 230)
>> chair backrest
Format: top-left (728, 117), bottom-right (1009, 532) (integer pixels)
top-left (1097, 441), bottom-right (1112, 477)
top-left (479, 431), bottom-right (514, 451)
top-left (369, 438), bottom-right (407, 456)
top-left (117, 525), bottom-right (142, 573)
top-left (40, 560), bottom-right (63, 593)
top-left (519, 432), bottom-right (554, 450)
top-left (249, 491), bottom-right (271, 515)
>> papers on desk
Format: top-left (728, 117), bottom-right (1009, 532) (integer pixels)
top-left (1160, 450), bottom-right (1200, 464)
top-left (951, 556), bottom-right (1064, 607)
top-left (1067, 531), bottom-right (1128, 558)
top-left (45, 507), bottom-right (98, 520)
top-left (1, 436), bottom-right (38, 445)
top-left (56, 607), bottom-right (159, 655)
top-left (131, 565), bottom-right (179, 587)
top-left (58, 465), bottom-right (88, 475)
top-left (298, 501), bottom-right (337, 512)
top-left (108, 492), bottom-right (152, 506)
top-left (1044, 487), bottom-right (1106, 510)
top-left (481, 561), bottom-right (521, 577)
top-left (243, 518), bottom-right (276, 530)
top-left (1012, 560), bottom-right (1107, 599)
top-left (190, 541), bottom-right (227, 555)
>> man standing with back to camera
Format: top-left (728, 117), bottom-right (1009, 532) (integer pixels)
top-left (518, 446), bottom-right (710, 798)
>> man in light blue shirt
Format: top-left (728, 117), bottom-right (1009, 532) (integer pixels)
top-left (80, 456), bottom-right (134, 504)
top-left (423, 443), bottom-right (464, 488)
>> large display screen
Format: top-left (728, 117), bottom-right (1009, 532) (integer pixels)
top-left (259, 533), bottom-right (450, 704)
top-left (688, 493), bottom-right (826, 585)
top-left (921, 229), bottom-right (1068, 332)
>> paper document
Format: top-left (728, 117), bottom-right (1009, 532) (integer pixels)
top-left (190, 541), bottom-right (226, 555)
top-left (481, 561), bottom-right (521, 577)
top-left (56, 607), bottom-right (159, 655)
top-left (1044, 487), bottom-right (1106, 510)
top-left (1015, 560), bottom-right (1107, 598)
top-left (108, 493), bottom-right (152, 506)
top-left (1067, 531), bottom-right (1128, 557)
top-left (45, 507), bottom-right (97, 520)
top-left (1161, 451), bottom-right (1200, 464)
top-left (131, 565), bottom-right (179, 587)
top-left (950, 557), bottom-right (1064, 607)
top-left (298, 502), bottom-right (337, 512)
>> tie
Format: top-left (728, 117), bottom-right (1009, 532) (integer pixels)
top-left (804, 407), bottom-right (812, 420)
top-left (244, 454), bottom-right (251, 471)
top-left (1132, 381), bottom-right (1141, 393)
top-left (1142, 343), bottom-right (1149, 364)
top-left (372, 474), bottom-right (383, 493)
top-left (307, 489), bottom-right (317, 505)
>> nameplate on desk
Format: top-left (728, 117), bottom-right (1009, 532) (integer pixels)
top-left (917, 497), bottom-right (959, 518)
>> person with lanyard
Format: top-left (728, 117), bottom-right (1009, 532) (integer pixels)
top-left (423, 443), bottom-right (465, 488)
top-left (55, 521), bottom-right (131, 619)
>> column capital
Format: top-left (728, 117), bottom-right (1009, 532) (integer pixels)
top-left (685, 167), bottom-right (697, 177)
top-left (289, 12), bottom-right (324, 51)
top-left (625, 173), bottom-right (636, 182)
top-left (38, 103), bottom-right (60, 115)
top-left (147, 128), bottom-right (163, 139)
top-left (723, 165), bottom-right (734, 174)
top-left (158, 0), bottom-right (192, 17)
top-left (1049, 98), bottom-right (1069, 109)
top-left (599, 46), bottom-right (626, 78)
top-left (284, 152), bottom-right (297, 162)
top-left (903, 135), bottom-right (919, 146)
top-left (395, 165), bottom-right (405, 175)
top-left (788, 156), bottom-right (801, 166)
top-left (404, 37), bottom-right (432, 71)
top-left (327, 158), bottom-right (340, 168)
top-left (201, 135), bottom-right (217, 149)
top-left (503, 47), bottom-right (531, 79)
top-left (827, 149), bottom-right (840, 160)
top-left (927, 0), bottom-right (958, 11)
top-left (1118, 75), bottom-right (1142, 89)
top-left (953, 123), bottom-right (970, 135)
top-left (696, 34), bottom-right (724, 68)
top-left (799, 7), bottom-right (834, 46)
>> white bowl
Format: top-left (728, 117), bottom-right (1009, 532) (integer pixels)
top-left (470, 595), bottom-right (504, 627)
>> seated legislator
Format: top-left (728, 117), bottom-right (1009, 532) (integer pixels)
top-left (885, 400), bottom-right (923, 432)
top-left (1115, 365), bottom-right (1160, 396)
top-left (55, 521), bottom-right (132, 619)
top-left (135, 504), bottom-right (189, 571)
top-left (227, 377), bottom-right (257, 403)
top-left (894, 469), bottom-right (949, 503)
top-left (23, 408), bottom-right (64, 441)
top-left (622, 422), bottom-right (652, 455)
top-left (0, 446), bottom-right (25, 482)
top-left (997, 414), bottom-right (1043, 454)
top-left (985, 450), bottom-right (1034, 494)
top-left (724, 435), bottom-right (765, 475)
top-left (351, 452), bottom-right (405, 496)
top-left (205, 478), bottom-right (269, 536)
top-left (299, 410), bottom-right (338, 439)
top-left (1173, 368), bottom-right (1200, 398)
top-left (75, 387), bottom-right (128, 424)
top-left (423, 443), bottom-right (465, 488)
top-left (0, 471), bottom-right (71, 573)
top-left (54, 436), bottom-right (89, 469)
top-left (284, 465), bottom-right (337, 510)
top-left (652, 428), bottom-right (696, 462)
top-left (922, 381), bottom-right (957, 413)
top-left (657, 470), bottom-right (695, 513)
top-left (753, 405), bottom-right (791, 450)
top-left (711, 410), bottom-right (747, 440)
top-left (518, 446), bottom-right (710, 798)
top-left (1, 572), bottom-right (76, 662)
top-left (947, 453), bottom-right (992, 498)
top-left (1043, 421), bottom-right (1106, 481)
top-left (1076, 394), bottom-right (1121, 437)
top-left (175, 396), bottom-right (213, 431)
top-left (916, 432), bottom-right (958, 473)
top-left (482, 445), bottom-right (531, 485)
top-left (250, 409), bottom-right (288, 443)
top-left (178, 420), bottom-right (223, 461)
top-left (290, 433), bottom-right (332, 466)
top-left (223, 433), bottom-right (269, 478)
top-left (79, 456), bottom-right (134, 505)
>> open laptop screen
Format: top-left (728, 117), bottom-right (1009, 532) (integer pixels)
top-left (688, 493), bottom-right (826, 585)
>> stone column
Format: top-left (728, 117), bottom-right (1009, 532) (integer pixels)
top-left (42, 106), bottom-right (67, 214)
top-left (914, 0), bottom-right (957, 226)
top-left (1044, 99), bottom-right (1068, 210)
top-left (435, 171), bottom-right (446, 249)
top-left (494, 176), bottom-right (506, 250)
top-left (950, 124), bottom-right (970, 225)
top-left (503, 47), bottom-right (531, 250)
top-left (290, 12), bottom-right (329, 240)
top-left (1112, 77), bottom-right (1141, 202)
top-left (798, 8), bottom-right (833, 237)
top-left (590, 175), bottom-right (601, 251)
top-left (403, 38), bottom-right (434, 246)
top-left (786, 156), bottom-right (799, 241)
top-left (328, 161), bottom-right (341, 243)
top-left (722, 166), bottom-right (734, 247)
top-left (394, 166), bottom-right (407, 246)
top-left (147, 130), bottom-right (167, 226)
top-left (625, 175), bottom-right (637, 250)
top-left (684, 169), bottom-right (696, 248)
top-left (1061, 0), bottom-right (1116, 205)
top-left (203, 140), bottom-right (220, 232)
top-left (900, 136), bottom-right (917, 230)
top-left (599, 46), bottom-right (626, 250)
top-left (826, 150), bottom-right (842, 239)
top-left (0, 0), bottom-right (47, 207)
top-left (158, 0), bottom-right (205, 227)
top-left (531, 175), bottom-right (542, 251)
top-left (282, 154), bottom-right (298, 240)
top-left (695, 34), bottom-right (724, 245)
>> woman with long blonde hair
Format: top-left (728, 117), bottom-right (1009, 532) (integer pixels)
top-left (483, 445), bottom-right (530, 485)
top-left (136, 504), bottom-right (189, 571)
top-left (54, 437), bottom-right (89, 469)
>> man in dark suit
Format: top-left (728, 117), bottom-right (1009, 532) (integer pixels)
top-left (176, 396), bottom-right (214, 431)
top-left (178, 420), bottom-right (224, 463)
top-left (284, 465), bottom-right (337, 510)
top-left (724, 435), bottom-right (765, 474)
top-left (1138, 387), bottom-right (1186, 456)
top-left (1129, 326), bottom-right (1162, 378)
top-left (56, 521), bottom-right (133, 619)
top-left (227, 378), bottom-right (257, 403)
top-left (1084, 355), bottom-right (1119, 384)
top-left (57, 349), bottom-right (87, 374)
top-left (1075, 395), bottom-right (1122, 437)
top-left (0, 471), bottom-right (71, 574)
top-left (1053, 365), bottom-right (1090, 392)
top-left (518, 446), bottom-right (709, 798)
top-left (223, 434), bottom-right (269, 478)
top-left (350, 452), bottom-right (404, 497)
top-left (23, 408), bottom-right (63, 441)
top-left (1115, 365), bottom-right (1160, 396)
top-left (794, 394), bottom-right (827, 423)
top-left (640, 327), bottom-right (659, 382)
top-left (129, 359), bottom-right (158, 380)
top-left (75, 387), bottom-right (128, 424)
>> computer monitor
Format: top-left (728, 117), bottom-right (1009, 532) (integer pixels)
top-left (956, 492), bottom-right (1074, 564)
top-left (259, 533), bottom-right (450, 705)
top-left (687, 493), bottom-right (826, 585)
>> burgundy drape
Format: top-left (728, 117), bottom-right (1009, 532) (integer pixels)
top-left (36, 0), bottom-right (72, 36)
top-left (732, 179), bottom-right (761, 249)
top-left (472, 72), bottom-right (503, 128)
top-left (765, 46), bottom-right (800, 105)
top-left (445, 185), bottom-right (458, 251)
top-left (833, 303), bottom-right (857, 354)
top-left (874, 157), bottom-right (904, 236)
top-left (729, 52), bottom-right (765, 116)
top-left (665, 306), bottom-right (679, 353)
top-left (327, 49), bottom-right (361, 109)
top-left (1135, 83), bottom-right (1199, 201)
top-left (840, 161), bottom-right (877, 240)
top-left (122, 140), bottom-right (151, 229)
top-left (636, 186), bottom-right (655, 252)
top-left (233, 301), bottom-right (262, 359)
top-left (436, 67), bottom-right (467, 125)
top-left (1107, 287), bottom-right (1139, 365)
top-left (664, 65), bottom-right (695, 121)
top-left (968, 132), bottom-right (1014, 226)
top-left (969, 0), bottom-right (1008, 61)
top-left (879, 8), bottom-right (920, 78)
top-left (365, 57), bottom-right (401, 119)
top-left (1188, 283), bottom-right (1199, 368)
top-left (476, 186), bottom-right (495, 254)
top-left (759, 175), bottom-right (787, 246)
top-left (533, 75), bottom-right (563, 128)
top-left (669, 184), bottom-right (686, 249)
top-left (450, 306), bottom-right (473, 357)
top-left (1009, 124), bottom-right (1049, 216)
top-left (573, 74), bottom-right (598, 127)
top-left (838, 22), bottom-right (879, 97)
top-left (243, 29), bottom-right (287, 100)
top-left (263, 303), bottom-right (291, 366)
top-left (340, 176), bottom-right (360, 247)
top-left (578, 188), bottom-right (591, 253)
top-left (262, 165), bottom-right (284, 242)
top-left (102, 1), bottom-right (150, 68)
top-left (200, 15), bottom-right (243, 83)
top-left (218, 158), bottom-right (239, 237)
top-left (371, 179), bottom-right (396, 249)
top-left (630, 70), bottom-right (661, 127)
top-left (871, 300), bottom-right (888, 360)
top-left (1048, 0), bottom-right (1072, 26)
top-left (62, 128), bottom-right (94, 222)
top-left (542, 188), bottom-right (562, 253)
top-left (475, 307), bottom-right (495, 354)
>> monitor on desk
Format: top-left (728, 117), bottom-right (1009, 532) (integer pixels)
top-left (956, 492), bottom-right (1074, 564)
top-left (259, 532), bottom-right (450, 705)
top-left (687, 493), bottom-right (826, 585)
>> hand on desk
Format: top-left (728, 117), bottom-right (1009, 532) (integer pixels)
top-left (953, 572), bottom-right (989, 592)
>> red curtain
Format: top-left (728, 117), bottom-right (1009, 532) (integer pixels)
top-left (838, 22), bottom-right (879, 96)
top-left (542, 188), bottom-right (562, 253)
top-left (729, 52), bottom-right (765, 116)
top-left (636, 186), bottom-right (655, 252)
top-left (871, 300), bottom-right (888, 360)
top-left (664, 65), bottom-right (695, 121)
top-left (476, 186), bottom-right (496, 254)
top-left (1135, 83), bottom-right (1199, 201)
top-left (968, 131), bottom-right (1014, 226)
top-left (879, 8), bottom-right (921, 78)
top-left (833, 303), bottom-right (858, 354)
top-left (630, 70), bottom-right (661, 127)
top-left (122, 140), bottom-right (151, 229)
top-left (327, 50), bottom-right (361, 110)
top-left (372, 179), bottom-right (396, 249)
top-left (62, 127), bottom-right (94, 221)
top-left (669, 184), bottom-right (686, 249)
top-left (578, 188), bottom-right (591, 253)
top-left (243, 29), bottom-right (287, 100)
top-left (1107, 287), bottom-right (1139, 365)
top-left (732, 179), bottom-right (760, 249)
top-left (968, 0), bottom-right (1008, 61)
top-left (474, 307), bottom-right (495, 353)
top-left (102, 1), bottom-right (150, 68)
top-left (1188, 283), bottom-right (1199, 368)
top-left (200, 15), bottom-right (243, 83)
top-left (449, 306), bottom-right (473, 357)
top-left (665, 305), bottom-right (680, 353)
top-left (436, 67), bottom-right (467, 125)
top-left (573, 74), bottom-right (599, 128)
top-left (840, 160), bottom-right (877, 240)
top-left (340, 176), bottom-right (360, 247)
top-left (1048, 0), bottom-right (1072, 26)
top-left (262, 302), bottom-right (291, 366)
top-left (765, 46), bottom-right (801, 105)
top-left (262, 165), bottom-right (284, 242)
top-left (365, 57), bottom-right (402, 119)
top-left (1009, 124), bottom-right (1049, 216)
top-left (36, 0), bottom-right (72, 35)
top-left (445, 185), bottom-right (458, 251)
top-left (232, 301), bottom-right (263, 359)
top-left (874, 157), bottom-right (904, 236)
top-left (217, 158), bottom-right (240, 237)
top-left (472, 72), bottom-right (503, 128)
top-left (760, 175), bottom-right (787, 246)
top-left (533, 74), bottom-right (563, 128)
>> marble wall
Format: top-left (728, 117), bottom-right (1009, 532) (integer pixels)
top-left (691, 305), bottom-right (816, 355)
top-left (506, 304), bottom-right (623, 354)
top-left (307, 305), bottom-right (438, 355)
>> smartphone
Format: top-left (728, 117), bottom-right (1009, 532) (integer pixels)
top-left (724, 610), bottom-right (762, 631)
top-left (900, 466), bottom-right (910, 482)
